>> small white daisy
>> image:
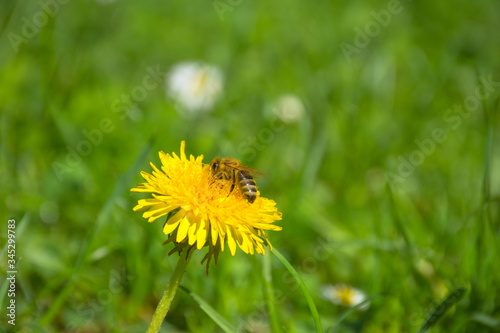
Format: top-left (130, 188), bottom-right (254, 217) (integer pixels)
top-left (321, 284), bottom-right (370, 310)
top-left (166, 61), bottom-right (223, 114)
top-left (272, 94), bottom-right (305, 123)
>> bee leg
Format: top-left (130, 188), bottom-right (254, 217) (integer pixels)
top-left (228, 182), bottom-right (235, 195)
top-left (211, 172), bottom-right (225, 183)
top-left (227, 170), bottom-right (236, 197)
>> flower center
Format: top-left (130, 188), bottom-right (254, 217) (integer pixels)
top-left (337, 287), bottom-right (356, 305)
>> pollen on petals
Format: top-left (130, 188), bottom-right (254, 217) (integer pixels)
top-left (131, 141), bottom-right (283, 272)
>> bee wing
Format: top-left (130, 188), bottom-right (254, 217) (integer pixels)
top-left (226, 163), bottom-right (267, 178)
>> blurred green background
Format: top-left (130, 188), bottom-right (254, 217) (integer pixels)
top-left (1, 0), bottom-right (500, 332)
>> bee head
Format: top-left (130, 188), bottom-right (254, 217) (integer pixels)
top-left (210, 157), bottom-right (221, 174)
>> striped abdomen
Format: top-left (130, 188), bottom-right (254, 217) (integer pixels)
top-left (237, 170), bottom-right (257, 203)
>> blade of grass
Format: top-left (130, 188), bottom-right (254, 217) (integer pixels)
top-left (262, 252), bottom-right (282, 333)
top-left (180, 286), bottom-right (236, 333)
top-left (39, 141), bottom-right (152, 326)
top-left (298, 126), bottom-right (327, 203)
top-left (0, 213), bottom-right (30, 260)
top-left (478, 96), bottom-right (499, 255)
top-left (470, 312), bottom-right (500, 329)
top-left (417, 287), bottom-right (467, 333)
top-left (385, 186), bottom-right (429, 288)
top-left (272, 247), bottom-right (323, 333)
top-left (385, 185), bottom-right (412, 251)
top-left (0, 213), bottom-right (31, 307)
top-left (475, 91), bottom-right (499, 304)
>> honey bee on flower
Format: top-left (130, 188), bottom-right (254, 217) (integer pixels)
top-left (209, 157), bottom-right (265, 204)
top-left (131, 141), bottom-right (282, 273)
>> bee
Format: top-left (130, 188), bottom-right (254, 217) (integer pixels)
top-left (209, 157), bottom-right (265, 203)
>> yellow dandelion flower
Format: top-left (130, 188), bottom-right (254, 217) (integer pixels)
top-left (131, 141), bottom-right (282, 272)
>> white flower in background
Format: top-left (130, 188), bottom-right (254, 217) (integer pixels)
top-left (321, 284), bottom-right (370, 310)
top-left (166, 62), bottom-right (223, 114)
top-left (273, 94), bottom-right (305, 123)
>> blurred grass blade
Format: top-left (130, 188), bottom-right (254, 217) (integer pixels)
top-left (0, 213), bottom-right (30, 307)
top-left (417, 287), bottom-right (467, 333)
top-left (262, 252), bottom-right (282, 333)
top-left (386, 185), bottom-right (412, 251)
top-left (39, 142), bottom-right (152, 326)
top-left (333, 294), bottom-right (380, 327)
top-left (298, 127), bottom-right (327, 202)
top-left (180, 286), bottom-right (236, 333)
top-left (479, 96), bottom-right (499, 253)
top-left (0, 212), bottom-right (30, 260)
top-left (471, 312), bottom-right (500, 329)
top-left (272, 248), bottom-right (323, 333)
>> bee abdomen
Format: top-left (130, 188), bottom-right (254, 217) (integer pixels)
top-left (238, 171), bottom-right (257, 203)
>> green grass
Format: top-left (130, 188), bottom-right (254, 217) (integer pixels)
top-left (1, 0), bottom-right (500, 332)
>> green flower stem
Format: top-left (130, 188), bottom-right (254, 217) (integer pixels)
top-left (146, 251), bottom-right (191, 333)
top-left (262, 252), bottom-right (282, 333)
